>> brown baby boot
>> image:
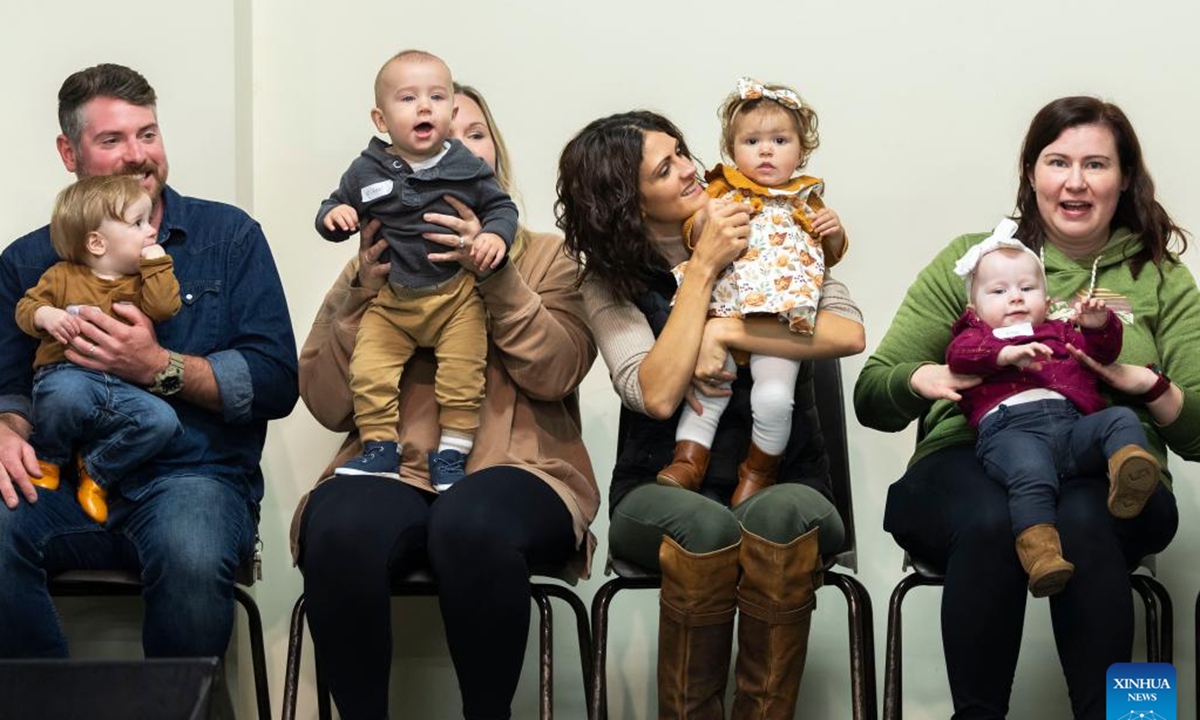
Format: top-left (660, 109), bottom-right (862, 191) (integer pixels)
top-left (76, 457), bottom-right (108, 524)
top-left (657, 441), bottom-right (710, 492)
top-left (31, 460), bottom-right (61, 491)
top-left (1015, 524), bottom-right (1074, 598)
top-left (730, 443), bottom-right (783, 507)
top-left (1107, 445), bottom-right (1162, 519)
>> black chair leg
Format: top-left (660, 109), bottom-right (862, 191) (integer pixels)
top-left (1132, 575), bottom-right (1173, 664)
top-left (286, 592), bottom-right (332, 720)
top-left (282, 595), bottom-right (307, 720)
top-left (1131, 576), bottom-right (1162, 662)
top-left (884, 572), bottom-right (943, 720)
top-left (589, 579), bottom-right (621, 720)
top-left (232, 586), bottom-right (271, 720)
top-left (532, 589), bottom-right (554, 720)
top-left (538, 584), bottom-right (594, 718)
top-left (1149, 576), bottom-right (1173, 664)
top-left (826, 570), bottom-right (878, 720)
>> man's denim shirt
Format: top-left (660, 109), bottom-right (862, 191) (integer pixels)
top-left (0, 186), bottom-right (299, 505)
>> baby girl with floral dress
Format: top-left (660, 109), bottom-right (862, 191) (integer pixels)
top-left (658, 77), bottom-right (849, 506)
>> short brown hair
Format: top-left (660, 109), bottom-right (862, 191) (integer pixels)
top-left (718, 83), bottom-right (819, 170)
top-left (50, 176), bottom-right (148, 263)
top-left (58, 64), bottom-right (156, 149)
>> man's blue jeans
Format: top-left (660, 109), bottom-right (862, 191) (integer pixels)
top-left (0, 473), bottom-right (256, 657)
top-left (976, 399), bottom-right (1149, 536)
top-left (31, 364), bottom-right (181, 491)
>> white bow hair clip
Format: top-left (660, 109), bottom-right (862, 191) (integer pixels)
top-left (737, 77), bottom-right (803, 111)
top-left (954, 218), bottom-right (1043, 294)
top-left (954, 218), bottom-right (1041, 279)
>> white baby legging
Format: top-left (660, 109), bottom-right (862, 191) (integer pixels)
top-left (675, 352), bottom-right (799, 455)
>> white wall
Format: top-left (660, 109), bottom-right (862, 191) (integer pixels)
top-left (4, 1), bottom-right (1200, 718)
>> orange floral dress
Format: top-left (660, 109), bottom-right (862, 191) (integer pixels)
top-left (673, 164), bottom-right (841, 335)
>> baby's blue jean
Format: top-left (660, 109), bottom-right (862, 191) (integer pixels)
top-left (31, 363), bottom-right (181, 491)
top-left (976, 399), bottom-right (1148, 536)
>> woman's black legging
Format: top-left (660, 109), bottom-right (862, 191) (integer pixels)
top-left (884, 444), bottom-right (1177, 720)
top-left (298, 467), bottom-right (576, 720)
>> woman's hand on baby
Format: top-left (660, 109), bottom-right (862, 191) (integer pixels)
top-left (424, 195), bottom-right (494, 273)
top-left (1073, 298), bottom-right (1109, 329)
top-left (34, 306), bottom-right (80, 345)
top-left (689, 198), bottom-right (749, 277)
top-left (910, 363), bottom-right (982, 402)
top-left (1065, 343), bottom-right (1159, 396)
top-left (324, 204), bottom-right (360, 233)
top-left (998, 342), bottom-right (1053, 369)
top-left (356, 220), bottom-right (391, 293)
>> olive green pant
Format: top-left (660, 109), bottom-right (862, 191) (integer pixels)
top-left (609, 482), bottom-right (845, 569)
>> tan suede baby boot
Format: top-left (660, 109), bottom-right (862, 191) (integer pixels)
top-left (1107, 445), bottom-right (1162, 519)
top-left (1015, 524), bottom-right (1074, 598)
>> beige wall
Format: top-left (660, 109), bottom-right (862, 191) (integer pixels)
top-left (4, 1), bottom-right (1200, 718)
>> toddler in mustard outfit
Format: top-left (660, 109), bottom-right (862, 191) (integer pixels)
top-left (659, 78), bottom-right (849, 505)
top-left (16, 175), bottom-right (183, 523)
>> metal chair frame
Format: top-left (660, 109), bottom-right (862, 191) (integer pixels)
top-left (48, 559), bottom-right (271, 720)
top-left (281, 568), bottom-right (593, 720)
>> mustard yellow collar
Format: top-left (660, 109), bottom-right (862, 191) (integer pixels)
top-left (708, 163), bottom-right (820, 195)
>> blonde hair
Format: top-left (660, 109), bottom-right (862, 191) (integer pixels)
top-left (718, 82), bottom-right (820, 171)
top-left (454, 82), bottom-right (531, 260)
top-left (49, 176), bottom-right (148, 263)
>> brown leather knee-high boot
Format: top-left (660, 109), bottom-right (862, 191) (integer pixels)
top-left (730, 527), bottom-right (820, 720)
top-left (657, 535), bottom-right (740, 720)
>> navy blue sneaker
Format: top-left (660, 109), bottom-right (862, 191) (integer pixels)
top-left (335, 441), bottom-right (401, 479)
top-left (428, 449), bottom-right (467, 491)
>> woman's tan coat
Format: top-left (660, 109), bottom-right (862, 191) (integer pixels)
top-left (290, 232), bottom-right (599, 573)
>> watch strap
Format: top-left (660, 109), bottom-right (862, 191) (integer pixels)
top-left (1140, 363), bottom-right (1171, 404)
top-left (149, 351), bottom-right (185, 396)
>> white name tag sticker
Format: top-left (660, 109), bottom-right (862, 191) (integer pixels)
top-left (993, 322), bottom-right (1034, 339)
top-left (360, 180), bottom-right (393, 203)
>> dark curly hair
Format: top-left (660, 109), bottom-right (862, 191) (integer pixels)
top-left (1015, 96), bottom-right (1187, 277)
top-left (556, 111), bottom-right (695, 303)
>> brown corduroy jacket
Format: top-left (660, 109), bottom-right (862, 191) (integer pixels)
top-left (289, 232), bottom-right (600, 574)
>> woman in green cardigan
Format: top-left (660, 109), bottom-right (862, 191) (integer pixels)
top-left (854, 96), bottom-right (1196, 719)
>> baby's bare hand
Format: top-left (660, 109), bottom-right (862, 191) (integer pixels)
top-left (141, 244), bottom-right (166, 260)
top-left (1073, 298), bottom-right (1110, 329)
top-left (470, 233), bottom-right (507, 270)
top-left (324, 205), bottom-right (360, 233)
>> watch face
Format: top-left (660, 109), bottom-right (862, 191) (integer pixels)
top-left (161, 375), bottom-right (183, 394)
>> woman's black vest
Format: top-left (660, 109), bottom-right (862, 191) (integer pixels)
top-left (608, 266), bottom-right (833, 513)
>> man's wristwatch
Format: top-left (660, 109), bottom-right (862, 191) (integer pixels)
top-left (1141, 363), bottom-right (1171, 403)
top-left (148, 351), bottom-right (185, 396)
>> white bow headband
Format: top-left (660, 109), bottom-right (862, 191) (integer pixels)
top-left (737, 77), bottom-right (803, 111)
top-left (954, 218), bottom-right (1044, 296)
